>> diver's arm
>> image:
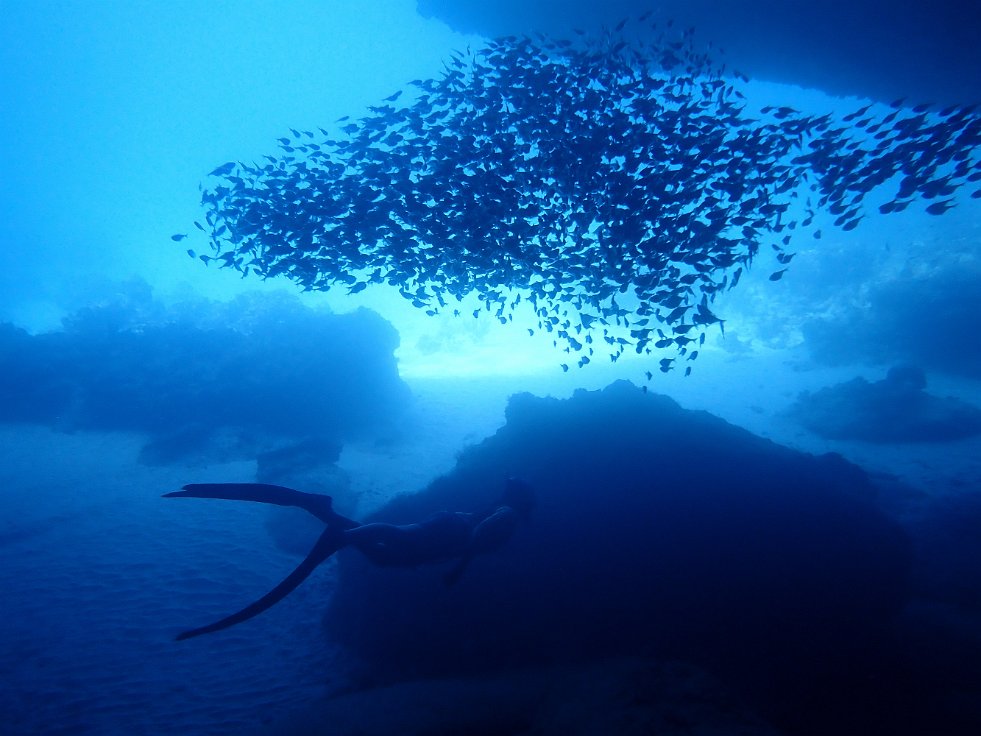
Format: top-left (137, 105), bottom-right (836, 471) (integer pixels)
top-left (164, 483), bottom-right (357, 527)
top-left (175, 526), bottom-right (343, 640)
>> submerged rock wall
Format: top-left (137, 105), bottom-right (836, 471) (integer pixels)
top-left (325, 381), bottom-right (913, 731)
top-left (418, 0), bottom-right (981, 105)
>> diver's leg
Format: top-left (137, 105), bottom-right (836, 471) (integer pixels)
top-left (164, 483), bottom-right (357, 527)
top-left (343, 522), bottom-right (410, 543)
top-left (342, 523), bottom-right (414, 566)
top-left (175, 525), bottom-right (344, 640)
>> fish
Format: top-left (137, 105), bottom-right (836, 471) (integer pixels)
top-left (208, 162), bottom-right (236, 176)
top-left (187, 21), bottom-right (980, 371)
top-left (925, 199), bottom-right (956, 215)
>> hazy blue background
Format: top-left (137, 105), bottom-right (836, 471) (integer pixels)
top-left (1, 1), bottom-right (470, 330)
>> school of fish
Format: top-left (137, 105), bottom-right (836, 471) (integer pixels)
top-left (181, 17), bottom-right (980, 372)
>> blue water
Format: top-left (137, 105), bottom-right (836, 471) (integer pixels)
top-left (1, 2), bottom-right (979, 734)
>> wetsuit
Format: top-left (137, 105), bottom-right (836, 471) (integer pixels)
top-left (165, 484), bottom-right (519, 639)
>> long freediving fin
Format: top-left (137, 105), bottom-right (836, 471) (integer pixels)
top-left (175, 525), bottom-right (344, 640)
top-left (164, 483), bottom-right (357, 527)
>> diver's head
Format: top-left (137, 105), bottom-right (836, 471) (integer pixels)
top-left (500, 476), bottom-right (535, 519)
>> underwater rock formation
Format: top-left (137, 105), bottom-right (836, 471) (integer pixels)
top-left (803, 261), bottom-right (981, 380)
top-left (417, 0), bottom-right (981, 105)
top-left (0, 289), bottom-right (409, 464)
top-left (788, 364), bottom-right (981, 442)
top-left (324, 381), bottom-right (912, 732)
top-left (266, 657), bottom-right (781, 736)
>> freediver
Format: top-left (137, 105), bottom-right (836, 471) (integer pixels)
top-left (164, 478), bottom-right (534, 640)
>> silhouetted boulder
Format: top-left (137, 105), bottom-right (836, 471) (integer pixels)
top-left (0, 288), bottom-right (409, 464)
top-left (788, 365), bottom-right (981, 442)
top-left (325, 381), bottom-right (912, 730)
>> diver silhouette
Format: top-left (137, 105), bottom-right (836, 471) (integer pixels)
top-left (165, 478), bottom-right (534, 640)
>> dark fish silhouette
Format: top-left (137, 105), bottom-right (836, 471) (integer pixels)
top-left (925, 199), bottom-right (956, 215)
top-left (208, 162), bottom-right (236, 177)
top-left (184, 17), bottom-right (980, 372)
